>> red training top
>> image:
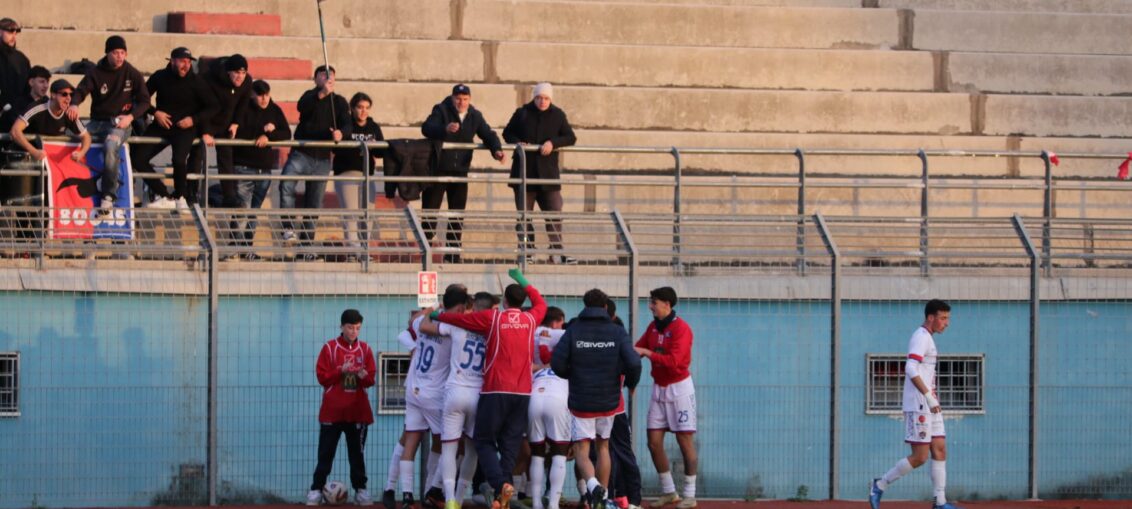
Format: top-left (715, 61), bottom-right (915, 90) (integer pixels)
top-left (635, 316), bottom-right (694, 386)
top-left (438, 285), bottom-right (547, 395)
top-left (316, 336), bottom-right (376, 424)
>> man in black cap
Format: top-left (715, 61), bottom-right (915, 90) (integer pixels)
top-left (67, 34), bottom-right (150, 213)
top-left (201, 53), bottom-right (254, 207)
top-left (0, 65), bottom-right (49, 134)
top-left (0, 18), bottom-right (30, 122)
top-left (420, 84), bottom-right (505, 263)
top-left (131, 47), bottom-right (219, 209)
top-left (278, 64), bottom-right (350, 258)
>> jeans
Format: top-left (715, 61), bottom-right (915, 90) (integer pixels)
top-left (232, 165), bottom-right (272, 244)
top-left (85, 119), bottom-right (132, 200)
top-left (334, 170), bottom-right (380, 247)
top-left (514, 187), bottom-right (565, 251)
top-left (420, 181), bottom-right (468, 251)
top-left (278, 151), bottom-right (331, 244)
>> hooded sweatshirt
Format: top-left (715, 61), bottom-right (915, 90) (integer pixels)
top-left (73, 56), bottom-right (150, 121)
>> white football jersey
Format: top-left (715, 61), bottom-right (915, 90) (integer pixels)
top-left (903, 326), bottom-right (939, 412)
top-left (407, 315), bottom-right (453, 402)
top-left (532, 326), bottom-right (568, 397)
top-left (440, 322), bottom-right (486, 389)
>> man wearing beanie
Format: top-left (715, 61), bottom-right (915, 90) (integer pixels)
top-left (201, 54), bottom-right (255, 207)
top-left (132, 47), bottom-right (219, 209)
top-left (308, 308), bottom-right (376, 506)
top-left (420, 83), bottom-right (505, 264)
top-left (502, 82), bottom-right (577, 265)
top-left (68, 34), bottom-right (150, 213)
top-left (0, 18), bottom-right (30, 122)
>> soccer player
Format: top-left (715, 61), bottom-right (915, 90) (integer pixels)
top-left (869, 299), bottom-right (961, 509)
top-left (633, 287), bottom-right (698, 509)
top-left (400, 285), bottom-right (463, 509)
top-left (433, 269), bottom-right (546, 509)
top-left (307, 309), bottom-right (376, 506)
top-left (528, 307), bottom-right (570, 509)
top-left (553, 289), bottom-right (641, 509)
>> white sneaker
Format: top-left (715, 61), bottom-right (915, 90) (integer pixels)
top-left (99, 197), bottom-right (115, 215)
top-left (282, 230), bottom-right (297, 243)
top-left (174, 197), bottom-right (189, 211)
top-left (355, 488), bottom-right (373, 506)
top-left (306, 489), bottom-right (322, 506)
top-left (146, 196), bottom-right (177, 209)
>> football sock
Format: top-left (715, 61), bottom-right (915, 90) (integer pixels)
top-left (931, 460), bottom-right (947, 505)
top-left (529, 456), bottom-right (546, 509)
top-left (879, 458), bottom-right (914, 490)
top-left (386, 443), bottom-right (404, 491)
top-left (548, 455), bottom-right (567, 509)
top-left (659, 471), bottom-right (676, 494)
top-left (682, 475), bottom-right (696, 499)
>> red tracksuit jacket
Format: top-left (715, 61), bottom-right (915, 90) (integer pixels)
top-left (316, 336), bottom-right (376, 424)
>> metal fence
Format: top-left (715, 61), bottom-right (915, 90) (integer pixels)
top-left (2, 140), bottom-right (1132, 507)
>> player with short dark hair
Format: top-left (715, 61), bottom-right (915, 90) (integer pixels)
top-left (307, 309), bottom-right (377, 506)
top-left (869, 299), bottom-right (961, 509)
top-left (634, 287), bottom-right (698, 509)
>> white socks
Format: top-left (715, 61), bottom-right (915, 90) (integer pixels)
top-left (659, 471), bottom-right (676, 494)
top-left (514, 473), bottom-right (528, 494)
top-left (386, 443), bottom-right (404, 491)
top-left (399, 459), bottom-right (415, 495)
top-left (529, 456), bottom-right (546, 509)
top-left (585, 477), bottom-right (600, 494)
top-left (456, 442), bottom-right (479, 504)
top-left (931, 460), bottom-right (947, 505)
top-left (878, 457), bottom-right (914, 490)
top-left (682, 475), bottom-right (697, 499)
top-left (441, 441), bottom-right (460, 501)
top-left (548, 455), bottom-right (567, 509)
top-left (426, 451), bottom-right (442, 490)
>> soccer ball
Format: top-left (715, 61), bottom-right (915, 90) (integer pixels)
top-left (322, 480), bottom-right (349, 506)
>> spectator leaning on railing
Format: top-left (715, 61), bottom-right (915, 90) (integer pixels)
top-left (332, 92), bottom-right (385, 255)
top-left (201, 54), bottom-right (253, 208)
top-left (502, 82), bottom-right (577, 265)
top-left (421, 83), bottom-right (506, 264)
top-left (226, 79), bottom-right (291, 257)
top-left (131, 47), bottom-right (219, 209)
top-left (67, 35), bottom-right (150, 215)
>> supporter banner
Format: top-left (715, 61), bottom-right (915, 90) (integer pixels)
top-left (44, 141), bottom-right (134, 240)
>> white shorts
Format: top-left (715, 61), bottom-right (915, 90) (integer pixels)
top-left (528, 393), bottom-right (572, 444)
top-left (571, 414), bottom-right (615, 442)
top-left (405, 391), bottom-right (443, 434)
top-left (904, 410), bottom-right (945, 443)
top-left (646, 377), bottom-right (697, 433)
top-left (441, 386), bottom-right (480, 441)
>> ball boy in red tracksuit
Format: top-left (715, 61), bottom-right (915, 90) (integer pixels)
top-left (308, 309), bottom-right (377, 506)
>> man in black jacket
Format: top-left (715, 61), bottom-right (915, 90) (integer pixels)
top-left (278, 65), bottom-right (350, 257)
top-left (420, 84), bottom-right (505, 263)
top-left (228, 79), bottom-right (291, 254)
top-left (0, 18), bottom-right (30, 122)
top-left (131, 47), bottom-right (219, 208)
top-left (502, 82), bottom-right (577, 264)
top-left (67, 35), bottom-right (150, 213)
top-left (0, 65), bottom-right (48, 134)
top-left (551, 289), bottom-right (641, 509)
top-left (201, 54), bottom-right (253, 207)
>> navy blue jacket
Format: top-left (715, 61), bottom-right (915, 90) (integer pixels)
top-left (420, 96), bottom-right (502, 176)
top-left (551, 307), bottom-right (641, 415)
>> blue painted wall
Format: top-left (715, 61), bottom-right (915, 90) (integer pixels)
top-left (1, 292), bottom-right (1130, 507)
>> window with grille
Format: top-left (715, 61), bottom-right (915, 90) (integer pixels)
top-left (0, 352), bottom-right (18, 417)
top-left (377, 352), bottom-right (411, 414)
top-left (866, 353), bottom-right (984, 414)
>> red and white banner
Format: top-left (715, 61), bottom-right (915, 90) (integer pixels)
top-left (43, 141), bottom-right (134, 240)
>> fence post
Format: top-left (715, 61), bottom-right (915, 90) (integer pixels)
top-left (200, 138), bottom-right (210, 210)
top-left (613, 208), bottom-right (639, 452)
top-left (190, 203), bottom-right (218, 506)
top-left (406, 207), bottom-right (432, 271)
top-left (919, 149), bottom-right (930, 277)
top-left (361, 141), bottom-right (371, 272)
top-left (813, 212), bottom-right (841, 500)
top-left (796, 148), bottom-right (806, 276)
top-left (1012, 214), bottom-right (1040, 500)
top-left (671, 147), bottom-right (682, 270)
top-left (1040, 151), bottom-right (1053, 277)
top-left (518, 145), bottom-right (529, 271)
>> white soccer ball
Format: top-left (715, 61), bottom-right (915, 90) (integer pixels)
top-left (322, 480), bottom-right (349, 506)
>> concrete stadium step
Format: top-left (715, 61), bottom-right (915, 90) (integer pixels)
top-left (911, 9), bottom-right (1132, 55)
top-left (20, 30), bottom-right (484, 83)
top-left (460, 0), bottom-right (901, 49)
top-left (879, 0), bottom-right (1132, 13)
top-left (494, 42), bottom-right (936, 92)
top-left (946, 52), bottom-right (1132, 96)
top-left (198, 56), bottom-right (312, 81)
top-left (166, 12), bottom-right (282, 36)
